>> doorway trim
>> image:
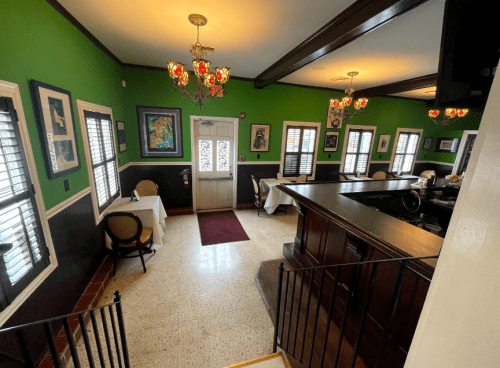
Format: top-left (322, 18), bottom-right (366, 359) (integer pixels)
top-left (452, 130), bottom-right (478, 175)
top-left (190, 115), bottom-right (239, 212)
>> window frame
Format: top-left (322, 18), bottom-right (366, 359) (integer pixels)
top-left (340, 124), bottom-right (377, 177)
top-left (389, 128), bottom-right (423, 174)
top-left (77, 100), bottom-right (121, 225)
top-left (280, 121), bottom-right (321, 181)
top-left (0, 80), bottom-right (57, 327)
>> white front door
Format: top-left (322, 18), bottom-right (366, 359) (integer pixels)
top-left (194, 120), bottom-right (234, 210)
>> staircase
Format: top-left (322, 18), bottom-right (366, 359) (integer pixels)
top-left (224, 351), bottom-right (291, 368)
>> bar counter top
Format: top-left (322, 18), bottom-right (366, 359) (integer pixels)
top-left (279, 179), bottom-right (448, 269)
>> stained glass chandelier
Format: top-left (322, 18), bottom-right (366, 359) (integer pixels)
top-left (168, 14), bottom-right (230, 109)
top-left (328, 71), bottom-right (368, 123)
top-left (428, 108), bottom-right (469, 125)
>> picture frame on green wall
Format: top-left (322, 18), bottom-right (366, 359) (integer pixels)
top-left (116, 120), bottom-right (127, 152)
top-left (250, 124), bottom-right (270, 152)
top-left (423, 137), bottom-right (433, 150)
top-left (435, 137), bottom-right (460, 153)
top-left (324, 131), bottom-right (339, 152)
top-left (29, 80), bottom-right (81, 179)
top-left (377, 134), bottom-right (391, 153)
top-left (137, 106), bottom-right (183, 158)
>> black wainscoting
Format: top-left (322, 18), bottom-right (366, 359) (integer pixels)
top-left (413, 162), bottom-right (453, 177)
top-left (314, 163), bottom-right (341, 181)
top-left (237, 164), bottom-right (280, 203)
top-left (119, 164), bottom-right (193, 208)
top-left (368, 162), bottom-right (391, 177)
top-left (0, 193), bottom-right (107, 364)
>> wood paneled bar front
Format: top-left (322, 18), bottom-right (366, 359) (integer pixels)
top-left (278, 179), bottom-right (444, 367)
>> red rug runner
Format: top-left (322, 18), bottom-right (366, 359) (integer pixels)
top-left (197, 210), bottom-right (250, 246)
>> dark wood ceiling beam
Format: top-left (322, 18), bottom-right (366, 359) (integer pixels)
top-left (253, 0), bottom-right (429, 89)
top-left (354, 73), bottom-right (437, 98)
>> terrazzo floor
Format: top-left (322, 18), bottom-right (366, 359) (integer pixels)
top-left (72, 208), bottom-right (298, 368)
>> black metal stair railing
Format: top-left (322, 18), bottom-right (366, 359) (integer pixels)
top-left (272, 256), bottom-right (439, 368)
top-left (0, 291), bottom-right (129, 368)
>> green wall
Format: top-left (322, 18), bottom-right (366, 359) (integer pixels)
top-left (1, 0), bottom-right (483, 212)
top-left (121, 67), bottom-right (482, 165)
top-left (0, 0), bottom-right (127, 210)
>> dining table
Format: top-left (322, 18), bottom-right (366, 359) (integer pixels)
top-left (103, 195), bottom-right (167, 250)
top-left (259, 178), bottom-right (299, 214)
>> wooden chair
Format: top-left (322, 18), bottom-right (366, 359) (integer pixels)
top-left (420, 170), bottom-right (436, 179)
top-left (338, 172), bottom-right (350, 181)
top-left (103, 212), bottom-right (155, 275)
top-left (135, 180), bottom-right (159, 196)
top-left (251, 175), bottom-right (268, 217)
top-left (371, 171), bottom-right (395, 180)
top-left (296, 174), bottom-right (307, 183)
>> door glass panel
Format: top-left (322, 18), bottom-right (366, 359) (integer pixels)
top-left (217, 140), bottom-right (229, 172)
top-left (199, 140), bottom-right (212, 171)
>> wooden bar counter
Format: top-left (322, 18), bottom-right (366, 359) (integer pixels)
top-left (275, 179), bottom-right (447, 367)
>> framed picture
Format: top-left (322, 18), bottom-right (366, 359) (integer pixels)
top-left (423, 137), bottom-right (433, 150)
top-left (29, 80), bottom-right (80, 179)
top-left (435, 137), bottom-right (460, 153)
top-left (137, 106), bottom-right (183, 158)
top-left (116, 121), bottom-right (127, 152)
top-left (377, 134), bottom-right (391, 153)
top-left (326, 104), bottom-right (343, 129)
top-left (324, 131), bottom-right (339, 152)
top-left (250, 124), bottom-right (270, 152)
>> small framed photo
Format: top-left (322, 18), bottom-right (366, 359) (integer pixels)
top-left (250, 124), bottom-right (270, 152)
top-left (326, 104), bottom-right (343, 129)
top-left (324, 131), bottom-right (339, 152)
top-left (29, 80), bottom-right (81, 179)
top-left (423, 137), bottom-right (433, 150)
top-left (435, 137), bottom-right (460, 153)
top-left (377, 134), bottom-right (391, 153)
top-left (137, 106), bottom-right (183, 158)
top-left (116, 121), bottom-right (127, 152)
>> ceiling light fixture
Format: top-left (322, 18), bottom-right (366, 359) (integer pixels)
top-left (428, 108), bottom-right (469, 125)
top-left (328, 71), bottom-right (368, 123)
top-left (167, 14), bottom-right (230, 109)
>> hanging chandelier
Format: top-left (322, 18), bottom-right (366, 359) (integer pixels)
top-left (428, 108), bottom-right (469, 125)
top-left (328, 71), bottom-right (368, 124)
top-left (167, 14), bottom-right (230, 109)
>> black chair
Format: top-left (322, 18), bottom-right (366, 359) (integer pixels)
top-left (338, 172), bottom-right (351, 181)
top-left (251, 175), bottom-right (268, 217)
top-left (103, 212), bottom-right (155, 275)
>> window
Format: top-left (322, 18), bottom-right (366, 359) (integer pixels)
top-left (281, 122), bottom-right (320, 179)
top-left (77, 101), bottom-right (120, 223)
top-left (390, 128), bottom-right (422, 174)
top-left (341, 126), bottom-right (376, 175)
top-left (0, 96), bottom-right (51, 313)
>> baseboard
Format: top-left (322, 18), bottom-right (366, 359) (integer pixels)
top-left (236, 203), bottom-right (254, 210)
top-left (166, 207), bottom-right (194, 216)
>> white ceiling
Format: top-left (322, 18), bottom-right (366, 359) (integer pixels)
top-left (56, 0), bottom-right (446, 99)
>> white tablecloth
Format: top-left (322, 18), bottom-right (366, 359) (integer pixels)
top-left (346, 175), bottom-right (373, 181)
top-left (104, 196), bottom-right (167, 250)
top-left (259, 178), bottom-right (299, 214)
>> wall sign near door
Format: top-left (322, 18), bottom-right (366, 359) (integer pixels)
top-left (137, 106), bottom-right (183, 158)
top-left (250, 124), bottom-right (270, 152)
top-left (29, 80), bottom-right (81, 179)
